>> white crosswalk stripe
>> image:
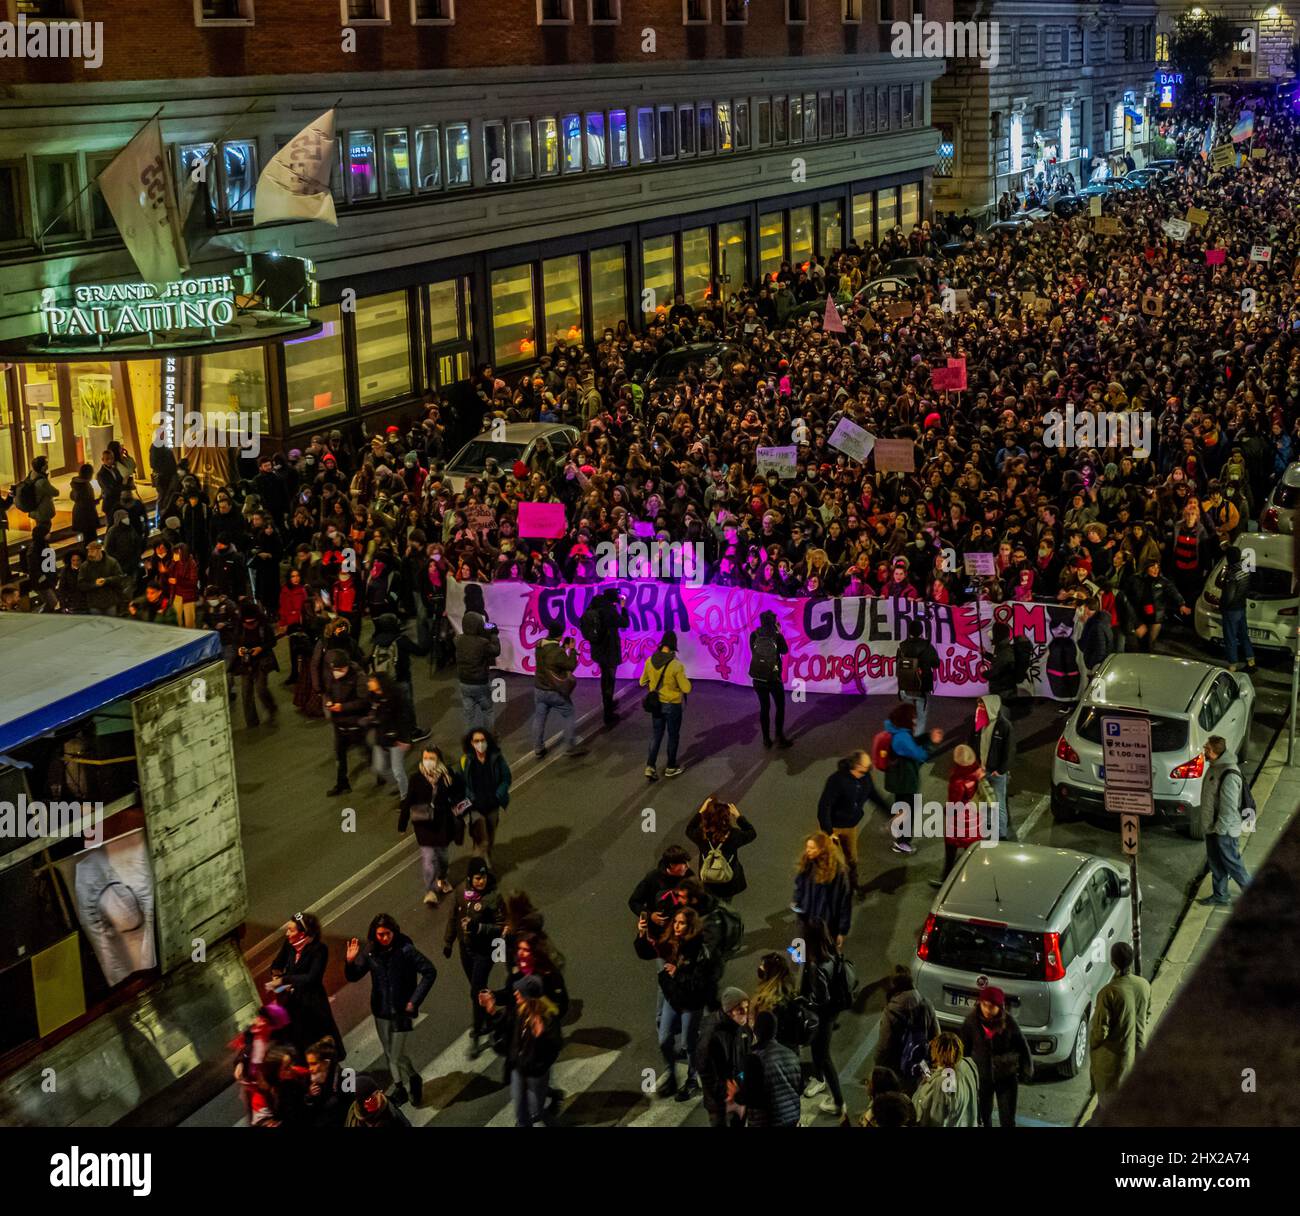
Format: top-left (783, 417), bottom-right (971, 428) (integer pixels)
top-left (407, 1031), bottom-right (500, 1126)
top-left (483, 1045), bottom-right (621, 1127)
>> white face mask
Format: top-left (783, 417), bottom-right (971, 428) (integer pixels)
top-left (473, 740), bottom-right (487, 755)
top-left (331, 669), bottom-right (348, 680)
top-left (421, 758), bottom-right (441, 778)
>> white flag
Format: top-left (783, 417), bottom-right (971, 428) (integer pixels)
top-left (97, 117), bottom-right (189, 288)
top-left (253, 109), bottom-right (338, 227)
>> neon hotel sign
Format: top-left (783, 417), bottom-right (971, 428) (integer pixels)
top-left (41, 276), bottom-right (236, 339)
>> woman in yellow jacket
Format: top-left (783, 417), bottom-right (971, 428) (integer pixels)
top-left (640, 630), bottom-right (692, 780)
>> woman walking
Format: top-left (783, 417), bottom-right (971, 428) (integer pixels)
top-left (639, 630), bottom-right (692, 780)
top-left (268, 911), bottom-right (344, 1057)
top-left (799, 918), bottom-right (846, 1119)
top-left (458, 728), bottom-right (512, 862)
top-left (959, 985), bottom-right (1032, 1127)
top-left (442, 857), bottom-right (503, 1058)
top-left (792, 833), bottom-right (852, 950)
top-left (398, 744), bottom-right (465, 907)
top-left (479, 975), bottom-right (564, 1126)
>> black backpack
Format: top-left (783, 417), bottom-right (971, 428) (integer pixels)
top-left (1011, 636), bottom-right (1034, 683)
top-left (897, 653), bottom-right (924, 695)
top-left (708, 903), bottom-right (745, 960)
top-left (14, 474), bottom-right (38, 515)
top-left (749, 633), bottom-right (782, 683)
top-left (897, 1000), bottom-right (934, 1084)
top-left (579, 603), bottom-right (606, 647)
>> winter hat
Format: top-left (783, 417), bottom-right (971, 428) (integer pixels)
top-left (467, 857), bottom-right (490, 878)
top-left (981, 986), bottom-right (1006, 1009)
top-left (513, 974), bottom-right (545, 999)
top-left (953, 744), bottom-right (978, 769)
top-left (720, 987), bottom-right (749, 1014)
top-left (325, 648), bottom-right (348, 667)
top-left (354, 1075), bottom-right (382, 1102)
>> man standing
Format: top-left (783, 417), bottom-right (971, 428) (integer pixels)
top-left (77, 538), bottom-right (126, 616)
top-left (230, 599), bottom-right (279, 729)
top-left (583, 587), bottom-right (630, 726)
top-left (531, 620), bottom-right (585, 758)
top-left (728, 1010), bottom-right (802, 1127)
top-left (1197, 735), bottom-right (1251, 907)
top-left (96, 446), bottom-right (126, 523)
top-left (969, 693), bottom-right (1015, 842)
top-left (322, 648), bottom-right (368, 797)
top-left (696, 988), bottom-right (753, 1128)
top-left (454, 601), bottom-right (501, 733)
top-left (1217, 545), bottom-right (1256, 673)
top-left (1088, 942), bottom-right (1151, 1101)
top-left (1078, 594), bottom-right (1115, 681)
top-left (816, 750), bottom-right (877, 894)
top-left (896, 616), bottom-right (941, 732)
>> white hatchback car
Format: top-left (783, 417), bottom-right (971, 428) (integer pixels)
top-left (1051, 654), bottom-right (1254, 839)
top-left (1195, 531), bottom-right (1299, 651)
top-left (1260, 462), bottom-right (1300, 535)
top-left (442, 422), bottom-right (580, 493)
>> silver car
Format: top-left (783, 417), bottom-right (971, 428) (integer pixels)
top-left (1051, 653), bottom-right (1254, 838)
top-left (442, 422), bottom-right (580, 493)
top-left (914, 843), bottom-right (1137, 1077)
top-left (1195, 530), bottom-right (1299, 651)
top-left (1261, 461), bottom-right (1300, 535)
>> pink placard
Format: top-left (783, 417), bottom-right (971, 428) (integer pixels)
top-left (1206, 249), bottom-right (1226, 266)
top-left (930, 366), bottom-right (956, 391)
top-left (518, 500), bottom-right (568, 538)
top-left (947, 357), bottom-right (968, 390)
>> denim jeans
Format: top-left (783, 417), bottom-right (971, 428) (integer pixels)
top-left (1207, 833), bottom-right (1251, 901)
top-left (372, 744), bottom-right (410, 798)
top-left (1222, 609), bottom-right (1254, 667)
top-left (511, 1069), bottom-right (555, 1126)
top-left (987, 771), bottom-right (1011, 841)
top-left (419, 844), bottom-right (449, 891)
top-left (459, 682), bottom-right (495, 733)
top-left (657, 1002), bottom-right (701, 1081)
top-left (532, 688), bottom-right (577, 751)
top-left (899, 689), bottom-right (928, 733)
top-left (648, 702), bottom-right (683, 768)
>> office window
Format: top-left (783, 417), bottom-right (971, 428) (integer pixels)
top-left (658, 107), bottom-right (677, 160)
top-left (484, 121), bottom-right (508, 182)
top-left (345, 132), bottom-right (378, 202)
top-left (852, 191), bottom-right (873, 246)
top-left (355, 291), bottom-right (412, 406)
top-left (759, 211), bottom-right (784, 277)
top-left (285, 305), bottom-right (347, 422)
top-left (877, 86), bottom-right (889, 131)
top-left (900, 182), bottom-right (920, 232)
top-left (412, 0), bottom-right (454, 21)
top-left (491, 264), bottom-right (536, 364)
top-left (1020, 26), bottom-right (1038, 66)
top-left (935, 123), bottom-right (954, 177)
top-left (723, 0), bottom-right (746, 23)
top-left (543, 255), bottom-right (583, 348)
top-left (589, 245), bottom-right (627, 334)
top-left (773, 96), bottom-right (788, 143)
top-left (609, 109), bottom-right (629, 166)
top-left (819, 93), bottom-right (833, 140)
top-left (902, 85), bottom-right (913, 129)
top-left (220, 140), bottom-right (258, 213)
top-left (588, 0), bottom-right (619, 21)
top-left (537, 118), bottom-right (559, 176)
top-left (586, 112), bottom-right (607, 169)
top-left (86, 150), bottom-right (118, 232)
top-left (790, 205), bottom-right (813, 265)
top-left (787, 0), bottom-right (808, 22)
top-left (682, 226), bottom-right (712, 304)
top-left (427, 278), bottom-right (466, 345)
top-left (718, 218), bottom-right (747, 285)
top-left (562, 114), bottom-right (583, 173)
top-left (537, 0), bottom-right (574, 23)
top-left (446, 123), bottom-right (471, 186)
top-left (717, 102), bottom-right (733, 152)
top-left (877, 186), bottom-right (897, 235)
top-left (510, 120), bottom-right (535, 180)
top-left (865, 87), bottom-right (877, 132)
top-left (683, 0), bottom-right (710, 23)
top-left (842, 0), bottom-right (861, 21)
top-left (849, 88), bottom-right (864, 136)
top-left (178, 142), bottom-right (217, 217)
top-left (414, 125), bottom-right (442, 190)
top-left (698, 103), bottom-right (715, 154)
top-left (636, 108), bottom-right (656, 163)
top-left (33, 156), bottom-right (77, 237)
top-left (641, 234), bottom-right (676, 319)
top-left (756, 98), bottom-right (771, 146)
top-left (734, 100), bottom-right (750, 150)
top-left (819, 201), bottom-right (842, 256)
top-left (789, 95), bottom-right (803, 144)
top-left (834, 91), bottom-right (847, 138)
top-left (804, 93), bottom-right (818, 142)
top-left (890, 86), bottom-right (902, 130)
top-left (343, 0), bottom-right (390, 22)
top-left (382, 128), bottom-right (411, 195)
top-left (679, 105), bottom-right (697, 156)
top-left (196, 0), bottom-right (254, 24)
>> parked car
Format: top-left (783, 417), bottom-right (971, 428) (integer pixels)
top-left (882, 257), bottom-right (936, 282)
top-left (914, 843), bottom-right (1139, 1077)
top-left (1195, 530), bottom-right (1299, 651)
top-left (644, 341), bottom-right (745, 392)
top-left (1051, 653), bottom-right (1254, 838)
top-left (985, 217), bottom-right (1035, 237)
top-left (853, 275), bottom-right (913, 304)
top-left (1260, 461), bottom-right (1300, 534)
top-left (443, 422), bottom-right (581, 492)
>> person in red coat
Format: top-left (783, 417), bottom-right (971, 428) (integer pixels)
top-left (936, 744), bottom-right (987, 885)
top-left (279, 567), bottom-right (312, 686)
top-left (168, 543), bottom-right (200, 628)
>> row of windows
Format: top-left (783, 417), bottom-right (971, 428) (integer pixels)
top-left (1002, 23), bottom-right (1155, 70)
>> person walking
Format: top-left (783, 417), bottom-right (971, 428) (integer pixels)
top-left (799, 918), bottom-right (847, 1119)
top-left (531, 620), bottom-right (586, 758)
top-left (749, 608), bottom-right (792, 748)
top-left (343, 913), bottom-right (436, 1106)
top-left (912, 1032), bottom-right (980, 1127)
top-left (69, 463), bottom-right (99, 542)
top-left (932, 744), bottom-right (988, 887)
top-left (458, 728), bottom-right (512, 861)
top-left (368, 612), bottom-right (431, 740)
top-left (268, 912), bottom-right (344, 1058)
top-left (816, 749), bottom-right (878, 894)
top-left (363, 671), bottom-right (415, 800)
top-left (792, 833), bottom-right (852, 950)
top-left (76, 538), bottom-right (127, 616)
top-left (968, 693), bottom-right (1015, 842)
top-left (478, 974), bottom-right (564, 1126)
top-left (230, 598), bottom-right (279, 729)
top-left (582, 587), bottom-right (630, 725)
top-left (442, 856), bottom-right (503, 1058)
top-left (1197, 735), bottom-right (1252, 907)
top-left (896, 616), bottom-right (941, 732)
top-left (728, 1009), bottom-right (802, 1127)
top-left (1088, 941), bottom-right (1151, 1100)
top-left (398, 744), bottom-right (466, 907)
top-left (695, 987), bottom-right (752, 1128)
top-left (640, 630), bottom-right (692, 780)
top-left (883, 703), bottom-right (944, 856)
top-left (1218, 545), bottom-right (1256, 672)
top-left (959, 986), bottom-right (1032, 1127)
top-left (685, 796), bottom-right (756, 903)
top-left (322, 648), bottom-right (368, 797)
top-left (344, 1074), bottom-right (412, 1127)
top-left (875, 966), bottom-right (939, 1095)
top-left (454, 601), bottom-right (501, 733)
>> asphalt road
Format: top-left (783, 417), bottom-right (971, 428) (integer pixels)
top-left (187, 624), bottom-right (1294, 1127)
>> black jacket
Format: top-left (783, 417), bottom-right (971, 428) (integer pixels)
top-left (322, 664), bottom-right (368, 734)
top-left (454, 611), bottom-right (501, 685)
top-left (399, 768), bottom-right (466, 848)
top-left (1219, 562), bottom-right (1251, 614)
top-left (969, 701), bottom-right (1014, 775)
top-left (269, 937), bottom-right (343, 1052)
top-left (363, 683), bottom-right (415, 747)
top-left (817, 764), bottom-right (873, 832)
top-left (897, 635), bottom-right (941, 694)
top-left (641, 933), bottom-right (720, 1013)
top-left (343, 933), bottom-right (436, 1030)
top-left (695, 1011), bottom-right (753, 1114)
top-left (959, 1008), bottom-right (1033, 1089)
top-left (627, 864), bottom-right (693, 918)
top-left (591, 595), bottom-right (631, 667)
top-left (1079, 612), bottom-right (1114, 670)
top-left (685, 816), bottom-right (756, 900)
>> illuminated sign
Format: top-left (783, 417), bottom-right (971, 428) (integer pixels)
top-left (1156, 71), bottom-right (1184, 86)
top-left (1160, 84), bottom-right (1175, 108)
top-left (41, 276), bottom-right (236, 340)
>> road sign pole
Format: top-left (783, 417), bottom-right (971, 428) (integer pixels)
top-left (1131, 852), bottom-right (1142, 977)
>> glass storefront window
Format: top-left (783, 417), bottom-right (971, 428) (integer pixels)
top-left (562, 114), bottom-right (583, 173)
top-left (718, 219), bottom-right (747, 287)
top-left (415, 125), bottom-right (442, 190)
top-left (609, 110), bottom-right (629, 167)
top-left (382, 128), bottom-right (411, 195)
top-left (756, 99), bottom-right (771, 146)
top-left (679, 105), bottom-right (696, 156)
top-left (17, 364), bottom-right (67, 475)
top-left (819, 201), bottom-right (843, 257)
top-left (658, 107), bottom-right (677, 160)
top-left (490, 264), bottom-right (536, 364)
top-left (804, 93), bottom-right (818, 142)
top-left (347, 131), bottom-right (379, 202)
top-left (790, 206), bottom-right (813, 266)
top-left (537, 118), bottom-right (560, 176)
top-left (852, 191), bottom-right (874, 246)
top-left (446, 123), bottom-right (471, 186)
top-left (586, 112), bottom-right (607, 169)
top-left (698, 103), bottom-right (715, 154)
top-left (901, 182), bottom-right (920, 232)
top-left (285, 304), bottom-right (348, 424)
top-left (428, 279), bottom-right (462, 345)
top-left (543, 255), bottom-right (584, 348)
top-left (717, 102), bottom-right (733, 152)
top-left (511, 120), bottom-right (535, 180)
top-left (484, 121), bottom-right (508, 182)
top-left (222, 141), bottom-right (258, 214)
top-left (589, 245), bottom-right (627, 335)
top-left (789, 96), bottom-right (803, 145)
top-left (773, 97), bottom-right (788, 143)
top-left (636, 108), bottom-right (656, 163)
top-left (66, 363), bottom-right (117, 466)
top-left (356, 291), bottom-right (413, 406)
top-left (0, 373), bottom-right (16, 488)
top-left (682, 226), bottom-right (712, 304)
top-left (641, 234), bottom-right (675, 320)
top-left (200, 347), bottom-right (268, 434)
top-left (734, 100), bottom-right (750, 149)
top-left (759, 211), bottom-right (784, 278)
top-left (877, 186), bottom-right (898, 236)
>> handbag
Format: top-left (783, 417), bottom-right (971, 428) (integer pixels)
top-left (642, 659), bottom-right (670, 716)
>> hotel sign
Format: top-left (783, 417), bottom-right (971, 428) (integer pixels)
top-left (40, 276), bottom-right (237, 340)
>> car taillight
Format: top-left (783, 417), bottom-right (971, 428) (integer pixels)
top-left (1056, 736), bottom-right (1080, 764)
top-left (917, 913), bottom-right (937, 961)
top-left (1280, 605), bottom-right (1299, 617)
top-left (1170, 754), bottom-right (1205, 780)
top-left (1262, 507), bottom-right (1279, 532)
top-left (1204, 588), bottom-right (1221, 607)
top-left (1043, 932), bottom-right (1066, 981)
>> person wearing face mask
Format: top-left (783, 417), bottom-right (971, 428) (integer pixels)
top-left (443, 857), bottom-right (503, 1058)
top-left (399, 745), bottom-right (466, 907)
top-left (458, 728), bottom-right (512, 862)
top-left (268, 911), bottom-right (344, 1057)
top-left (322, 648), bottom-right (369, 797)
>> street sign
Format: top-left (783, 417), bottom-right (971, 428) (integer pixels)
top-left (1121, 813), bottom-right (1140, 856)
top-left (1100, 715), bottom-right (1155, 816)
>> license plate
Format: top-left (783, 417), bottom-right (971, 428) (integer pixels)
top-left (1248, 628), bottom-right (1270, 641)
top-left (1097, 765), bottom-right (1105, 779)
top-left (946, 990), bottom-right (978, 1009)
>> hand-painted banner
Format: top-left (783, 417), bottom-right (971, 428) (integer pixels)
top-left (446, 579), bottom-right (1081, 700)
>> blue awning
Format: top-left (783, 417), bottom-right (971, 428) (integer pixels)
top-left (0, 615), bottom-right (221, 753)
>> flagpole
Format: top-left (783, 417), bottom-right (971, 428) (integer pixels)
top-left (37, 104), bottom-right (166, 244)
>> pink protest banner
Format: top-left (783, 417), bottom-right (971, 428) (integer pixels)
top-left (1206, 248), bottom-right (1226, 266)
top-left (518, 500), bottom-right (568, 538)
top-left (446, 578), bottom-right (1080, 701)
top-left (930, 366), bottom-right (957, 391)
top-left (947, 357), bottom-right (968, 390)
top-left (823, 293), bottom-right (846, 334)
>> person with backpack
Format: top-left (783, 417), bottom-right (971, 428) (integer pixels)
top-left (685, 795), bottom-right (757, 902)
top-left (1218, 545), bottom-right (1256, 672)
top-left (968, 694), bottom-right (1016, 842)
top-left (459, 727), bottom-right (512, 863)
top-left (799, 918), bottom-right (849, 1119)
top-left (18, 456), bottom-right (58, 586)
top-left (1197, 734), bottom-right (1252, 907)
top-left (581, 587), bottom-right (630, 726)
top-left (454, 597), bottom-right (502, 734)
top-left (792, 833), bottom-right (852, 949)
top-left (640, 630), bottom-right (691, 780)
top-left (816, 749), bottom-right (885, 895)
top-left (896, 616), bottom-right (941, 732)
top-left (322, 648), bottom-right (369, 797)
top-left (875, 965), bottom-right (939, 1096)
top-left (883, 704), bottom-right (944, 856)
top-left (398, 744), bottom-right (466, 907)
top-left (368, 612), bottom-right (431, 742)
top-left (749, 609), bottom-right (793, 748)
top-left (959, 985), bottom-right (1032, 1127)
top-left (531, 619), bottom-right (586, 758)
top-left (1045, 622), bottom-right (1083, 701)
top-left (696, 986), bottom-right (752, 1127)
top-left (672, 877), bottom-right (746, 969)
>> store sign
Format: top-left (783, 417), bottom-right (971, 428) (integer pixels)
top-left (40, 276), bottom-right (237, 340)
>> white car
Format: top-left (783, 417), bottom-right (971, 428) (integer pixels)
top-left (1260, 462), bottom-right (1300, 535)
top-left (442, 422), bottom-right (580, 493)
top-left (1195, 531), bottom-right (1299, 651)
top-left (1051, 654), bottom-right (1254, 839)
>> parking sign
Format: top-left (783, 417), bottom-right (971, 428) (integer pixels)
top-left (1100, 716), bottom-right (1155, 816)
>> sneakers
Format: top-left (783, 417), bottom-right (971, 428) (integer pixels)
top-left (817, 1096), bottom-right (843, 1116)
top-left (411, 727), bottom-right (431, 743)
top-left (436, 879), bottom-right (453, 894)
top-left (1198, 895), bottom-right (1231, 907)
top-left (675, 1077), bottom-right (700, 1103)
top-left (803, 1077), bottom-right (828, 1098)
top-left (657, 1070), bottom-right (678, 1098)
top-left (1247, 659), bottom-right (1257, 670)
top-left (645, 766), bottom-right (658, 780)
top-left (664, 766), bottom-right (684, 778)
top-left (326, 783), bottom-right (352, 797)
top-left (892, 841), bottom-right (916, 855)
top-left (389, 1083), bottom-right (409, 1107)
top-left (423, 890), bottom-right (439, 907)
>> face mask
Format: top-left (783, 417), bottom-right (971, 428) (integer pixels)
top-left (331, 669), bottom-right (347, 679)
top-left (473, 740), bottom-right (488, 754)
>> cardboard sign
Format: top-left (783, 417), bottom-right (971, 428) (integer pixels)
top-left (1251, 244), bottom-right (1272, 263)
top-left (1251, 147), bottom-right (1267, 160)
top-left (1034, 297), bottom-right (1051, 316)
top-left (1185, 207), bottom-right (1210, 226)
top-left (828, 417), bottom-right (876, 464)
top-left (1206, 248), bottom-right (1226, 266)
top-left (1211, 143), bottom-right (1236, 169)
top-left (1162, 218), bottom-right (1190, 241)
top-left (466, 504), bottom-right (497, 532)
top-left (756, 445), bottom-right (798, 479)
top-left (963, 551), bottom-right (996, 577)
top-left (873, 438), bottom-right (916, 473)
top-left (885, 300), bottom-right (914, 319)
top-left (1094, 217), bottom-right (1123, 235)
top-left (1089, 195), bottom-right (1103, 217)
top-left (518, 500), bottom-right (567, 538)
top-left (1141, 294), bottom-right (1165, 317)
